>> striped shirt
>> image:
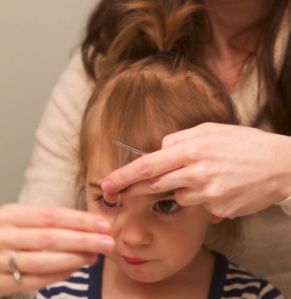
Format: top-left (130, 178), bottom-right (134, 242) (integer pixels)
top-left (36, 253), bottom-right (286, 299)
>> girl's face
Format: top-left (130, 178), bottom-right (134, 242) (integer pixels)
top-left (85, 149), bottom-right (214, 283)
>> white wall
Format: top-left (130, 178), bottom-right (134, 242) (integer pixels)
top-left (0, 0), bottom-right (99, 204)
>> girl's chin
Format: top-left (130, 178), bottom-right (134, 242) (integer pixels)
top-left (122, 269), bottom-right (161, 283)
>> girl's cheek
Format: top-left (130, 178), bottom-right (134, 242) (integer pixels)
top-left (96, 206), bottom-right (120, 226)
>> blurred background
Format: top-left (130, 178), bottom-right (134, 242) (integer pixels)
top-left (0, 0), bottom-right (98, 204)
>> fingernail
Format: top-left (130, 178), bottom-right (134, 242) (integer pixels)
top-left (104, 192), bottom-right (120, 202)
top-left (100, 238), bottom-right (115, 251)
top-left (102, 179), bottom-right (116, 193)
top-left (96, 220), bottom-right (111, 233)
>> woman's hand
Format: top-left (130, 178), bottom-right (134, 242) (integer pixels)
top-left (102, 123), bottom-right (291, 218)
top-left (0, 203), bottom-right (114, 296)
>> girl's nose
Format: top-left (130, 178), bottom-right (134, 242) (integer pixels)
top-left (113, 214), bottom-right (152, 247)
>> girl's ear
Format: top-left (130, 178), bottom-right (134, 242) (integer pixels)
top-left (210, 215), bottom-right (224, 224)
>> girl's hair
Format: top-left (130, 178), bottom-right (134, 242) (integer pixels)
top-left (79, 0), bottom-right (240, 245)
top-left (81, 0), bottom-right (291, 135)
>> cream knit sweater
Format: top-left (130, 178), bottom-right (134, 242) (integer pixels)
top-left (18, 18), bottom-right (291, 296)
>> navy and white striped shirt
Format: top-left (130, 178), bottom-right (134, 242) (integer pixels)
top-left (36, 253), bottom-right (286, 299)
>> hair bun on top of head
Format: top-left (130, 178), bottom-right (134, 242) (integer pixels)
top-left (155, 50), bottom-right (175, 59)
top-left (100, 0), bottom-right (205, 71)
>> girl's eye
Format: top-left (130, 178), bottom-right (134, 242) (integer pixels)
top-left (154, 200), bottom-right (181, 214)
top-left (96, 195), bottom-right (120, 208)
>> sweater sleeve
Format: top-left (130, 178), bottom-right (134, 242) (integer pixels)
top-left (18, 51), bottom-right (94, 208)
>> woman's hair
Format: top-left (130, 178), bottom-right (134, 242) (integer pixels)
top-left (81, 0), bottom-right (291, 135)
top-left (78, 0), bottom-right (240, 245)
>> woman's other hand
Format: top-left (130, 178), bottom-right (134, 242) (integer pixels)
top-left (0, 204), bottom-right (114, 295)
top-left (102, 123), bottom-right (291, 218)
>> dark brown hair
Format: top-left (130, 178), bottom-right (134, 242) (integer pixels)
top-left (79, 1), bottom-right (240, 243)
top-left (81, 0), bottom-right (291, 135)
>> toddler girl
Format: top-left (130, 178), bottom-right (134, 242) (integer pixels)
top-left (37, 1), bottom-right (285, 298)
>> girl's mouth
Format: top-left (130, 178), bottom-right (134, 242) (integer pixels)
top-left (123, 256), bottom-right (148, 265)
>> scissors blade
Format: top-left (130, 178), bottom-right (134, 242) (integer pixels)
top-left (112, 140), bottom-right (147, 156)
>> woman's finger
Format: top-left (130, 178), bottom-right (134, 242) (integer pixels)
top-left (0, 204), bottom-right (110, 233)
top-left (0, 251), bottom-right (97, 275)
top-left (0, 271), bottom-right (73, 294)
top-left (102, 142), bottom-right (200, 196)
top-left (174, 188), bottom-right (206, 207)
top-left (120, 165), bottom-right (207, 199)
top-left (174, 188), bottom-right (236, 218)
top-left (0, 227), bottom-right (115, 253)
top-left (162, 122), bottom-right (228, 148)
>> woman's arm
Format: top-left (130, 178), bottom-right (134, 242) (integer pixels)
top-left (18, 51), bottom-right (94, 208)
top-left (102, 123), bottom-right (291, 218)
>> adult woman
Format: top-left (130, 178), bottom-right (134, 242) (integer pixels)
top-left (1, 0), bottom-right (291, 296)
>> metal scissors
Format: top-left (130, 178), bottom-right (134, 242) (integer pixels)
top-left (112, 140), bottom-right (148, 156)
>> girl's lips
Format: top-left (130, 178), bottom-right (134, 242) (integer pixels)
top-left (123, 256), bottom-right (148, 265)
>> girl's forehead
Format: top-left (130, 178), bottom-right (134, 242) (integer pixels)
top-left (87, 149), bottom-right (115, 177)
